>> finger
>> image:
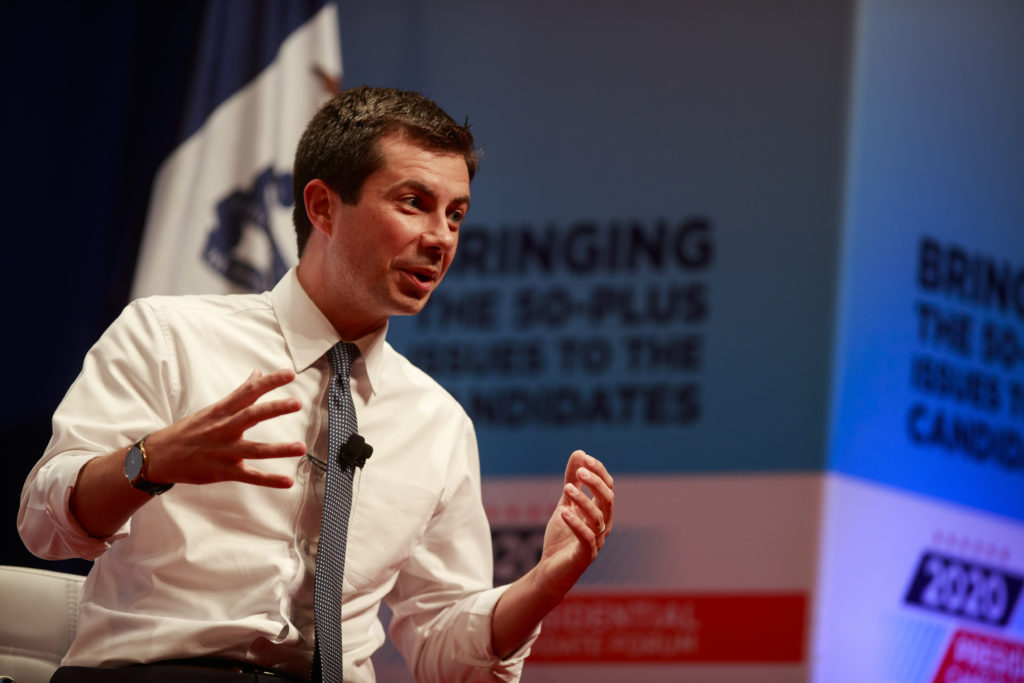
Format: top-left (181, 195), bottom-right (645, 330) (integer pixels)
top-left (564, 451), bottom-right (614, 493)
top-left (215, 369), bottom-right (297, 416)
top-left (230, 464), bottom-right (295, 489)
top-left (560, 508), bottom-right (599, 559)
top-left (564, 482), bottom-right (605, 534)
top-left (224, 397), bottom-right (303, 434)
top-left (577, 467), bottom-right (614, 534)
top-left (231, 440), bottom-right (308, 460)
top-left (563, 449), bottom-right (590, 486)
top-left (161, 440), bottom-right (305, 486)
top-left (577, 466), bottom-right (613, 506)
top-left (560, 452), bottom-right (612, 529)
top-left (580, 453), bottom-right (614, 491)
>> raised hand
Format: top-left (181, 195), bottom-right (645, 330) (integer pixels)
top-left (536, 450), bottom-right (615, 595)
top-left (145, 369), bottom-right (307, 488)
top-left (70, 369), bottom-right (306, 538)
top-left (490, 449), bottom-right (615, 658)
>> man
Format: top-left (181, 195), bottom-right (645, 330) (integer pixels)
top-left (19, 86), bottom-right (614, 682)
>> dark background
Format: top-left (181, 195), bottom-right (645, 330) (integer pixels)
top-left (1, 3), bottom-right (212, 572)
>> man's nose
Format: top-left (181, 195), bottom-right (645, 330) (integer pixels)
top-left (421, 213), bottom-right (458, 253)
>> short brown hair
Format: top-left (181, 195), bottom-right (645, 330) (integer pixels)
top-left (291, 85), bottom-right (478, 255)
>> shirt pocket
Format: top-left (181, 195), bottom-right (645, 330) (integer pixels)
top-left (343, 467), bottom-right (440, 591)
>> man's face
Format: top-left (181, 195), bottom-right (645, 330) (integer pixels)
top-left (323, 131), bottom-right (470, 336)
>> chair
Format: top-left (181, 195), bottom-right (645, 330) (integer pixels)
top-left (0, 565), bottom-right (85, 683)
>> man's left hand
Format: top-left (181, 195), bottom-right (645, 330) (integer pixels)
top-left (536, 450), bottom-right (615, 598)
top-left (490, 449), bottom-right (614, 659)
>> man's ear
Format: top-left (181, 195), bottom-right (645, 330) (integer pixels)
top-left (303, 179), bottom-right (336, 237)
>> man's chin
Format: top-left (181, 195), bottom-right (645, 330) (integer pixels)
top-left (390, 293), bottom-right (431, 317)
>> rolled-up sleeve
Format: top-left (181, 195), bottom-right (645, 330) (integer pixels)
top-left (385, 421), bottom-right (540, 682)
top-left (18, 300), bottom-right (174, 561)
top-left (18, 453), bottom-right (128, 560)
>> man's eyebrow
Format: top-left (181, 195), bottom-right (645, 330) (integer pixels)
top-left (401, 180), bottom-right (470, 209)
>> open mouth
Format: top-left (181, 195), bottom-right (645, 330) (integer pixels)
top-left (401, 268), bottom-right (438, 293)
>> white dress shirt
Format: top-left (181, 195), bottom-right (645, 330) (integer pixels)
top-left (18, 268), bottom-right (535, 682)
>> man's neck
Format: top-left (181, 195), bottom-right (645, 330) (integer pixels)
top-left (295, 259), bottom-right (387, 341)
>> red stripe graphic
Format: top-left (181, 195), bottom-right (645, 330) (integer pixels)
top-left (529, 592), bottom-right (806, 663)
top-left (932, 629), bottom-right (1024, 683)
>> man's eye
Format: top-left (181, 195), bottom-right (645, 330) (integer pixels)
top-left (403, 196), bottom-right (421, 209)
top-left (448, 210), bottom-right (464, 223)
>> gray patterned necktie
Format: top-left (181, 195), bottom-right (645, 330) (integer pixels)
top-left (312, 341), bottom-right (360, 683)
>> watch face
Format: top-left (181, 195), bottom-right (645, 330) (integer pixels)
top-left (125, 446), bottom-right (144, 481)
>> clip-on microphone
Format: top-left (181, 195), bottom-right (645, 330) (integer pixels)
top-left (339, 433), bottom-right (373, 470)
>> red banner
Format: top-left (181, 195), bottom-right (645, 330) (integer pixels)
top-left (528, 592), bottom-right (806, 663)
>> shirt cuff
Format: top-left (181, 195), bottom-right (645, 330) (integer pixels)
top-left (29, 454), bottom-right (130, 560)
top-left (461, 585), bottom-right (543, 680)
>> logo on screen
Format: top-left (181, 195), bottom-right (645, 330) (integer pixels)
top-left (904, 550), bottom-right (1022, 627)
top-left (492, 526), bottom-right (546, 586)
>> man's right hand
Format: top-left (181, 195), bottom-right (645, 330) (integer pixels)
top-left (69, 369), bottom-right (306, 538)
top-left (145, 369), bottom-right (306, 488)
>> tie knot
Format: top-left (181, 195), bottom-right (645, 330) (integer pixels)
top-left (327, 341), bottom-right (360, 379)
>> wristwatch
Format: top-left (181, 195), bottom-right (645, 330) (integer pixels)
top-left (124, 436), bottom-right (174, 496)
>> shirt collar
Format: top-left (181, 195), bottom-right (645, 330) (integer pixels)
top-left (270, 268), bottom-right (387, 395)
